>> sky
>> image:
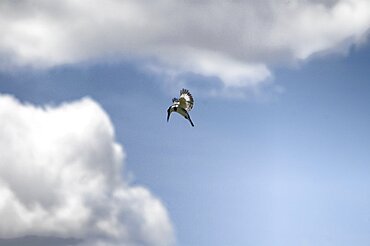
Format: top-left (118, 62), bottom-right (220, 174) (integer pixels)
top-left (0, 0), bottom-right (370, 246)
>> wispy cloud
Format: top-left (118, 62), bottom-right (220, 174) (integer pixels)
top-left (0, 94), bottom-right (174, 246)
top-left (0, 0), bottom-right (369, 88)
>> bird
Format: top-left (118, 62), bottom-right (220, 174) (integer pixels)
top-left (167, 88), bottom-right (195, 127)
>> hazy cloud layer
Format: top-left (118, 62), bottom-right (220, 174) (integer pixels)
top-left (0, 95), bottom-right (174, 246)
top-left (0, 0), bottom-right (369, 87)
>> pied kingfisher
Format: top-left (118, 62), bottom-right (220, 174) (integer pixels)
top-left (167, 89), bottom-right (195, 127)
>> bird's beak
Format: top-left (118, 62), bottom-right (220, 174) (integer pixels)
top-left (167, 108), bottom-right (171, 122)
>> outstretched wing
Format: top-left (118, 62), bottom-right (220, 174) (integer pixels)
top-left (178, 88), bottom-right (194, 112)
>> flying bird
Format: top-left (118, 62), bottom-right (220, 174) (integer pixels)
top-left (167, 88), bottom-right (195, 127)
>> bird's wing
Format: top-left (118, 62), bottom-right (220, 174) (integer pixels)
top-left (179, 88), bottom-right (194, 112)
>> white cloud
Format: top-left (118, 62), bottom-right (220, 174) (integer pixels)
top-left (0, 0), bottom-right (369, 88)
top-left (0, 94), bottom-right (174, 246)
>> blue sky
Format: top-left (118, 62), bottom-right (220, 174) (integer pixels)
top-left (1, 1), bottom-right (370, 246)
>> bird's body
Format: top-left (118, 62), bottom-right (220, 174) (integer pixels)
top-left (167, 89), bottom-right (194, 127)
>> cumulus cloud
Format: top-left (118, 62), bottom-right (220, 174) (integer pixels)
top-left (0, 0), bottom-right (369, 87)
top-left (0, 94), bottom-right (174, 246)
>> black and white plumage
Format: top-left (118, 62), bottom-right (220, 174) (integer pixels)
top-left (167, 89), bottom-right (195, 127)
